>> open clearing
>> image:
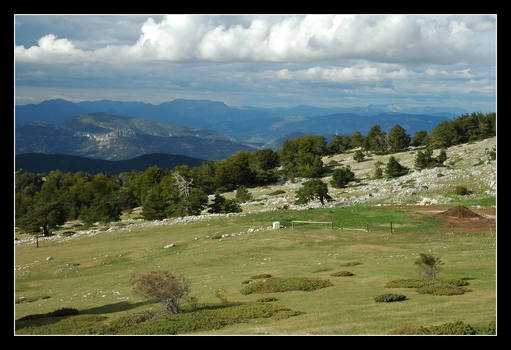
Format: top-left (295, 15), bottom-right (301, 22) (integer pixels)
top-left (14, 203), bottom-right (496, 335)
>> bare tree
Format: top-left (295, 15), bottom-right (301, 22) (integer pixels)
top-left (131, 271), bottom-right (190, 315)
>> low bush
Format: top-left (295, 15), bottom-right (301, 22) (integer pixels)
top-left (374, 293), bottom-right (407, 303)
top-left (240, 277), bottom-right (333, 295)
top-left (416, 284), bottom-right (471, 296)
top-left (455, 185), bottom-right (469, 196)
top-left (385, 278), bottom-right (468, 289)
top-left (250, 274), bottom-right (273, 279)
top-left (390, 321), bottom-right (477, 335)
top-left (312, 267), bottom-right (333, 273)
top-left (340, 262), bottom-right (362, 267)
top-left (330, 271), bottom-right (354, 277)
top-left (268, 190), bottom-right (286, 196)
top-left (257, 297), bottom-right (278, 303)
top-left (15, 295), bottom-right (51, 304)
top-left (91, 302), bottom-right (301, 335)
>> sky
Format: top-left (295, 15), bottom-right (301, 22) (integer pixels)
top-left (14, 14), bottom-right (497, 112)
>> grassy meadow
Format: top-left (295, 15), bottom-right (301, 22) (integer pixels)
top-left (14, 204), bottom-right (496, 335)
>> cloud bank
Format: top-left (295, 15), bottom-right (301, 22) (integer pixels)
top-left (15, 14), bottom-right (495, 65)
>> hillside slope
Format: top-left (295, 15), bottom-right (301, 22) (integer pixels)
top-left (233, 137), bottom-right (497, 212)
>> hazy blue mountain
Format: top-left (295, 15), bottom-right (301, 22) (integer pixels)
top-left (15, 98), bottom-right (279, 128)
top-left (208, 113), bottom-right (450, 147)
top-left (15, 153), bottom-right (205, 174)
top-left (15, 113), bottom-right (258, 161)
top-left (15, 98), bottom-right (465, 128)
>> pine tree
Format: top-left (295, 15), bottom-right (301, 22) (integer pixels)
top-left (385, 157), bottom-right (409, 178)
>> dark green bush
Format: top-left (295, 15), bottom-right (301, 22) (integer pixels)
top-left (427, 321), bottom-right (477, 335)
top-left (257, 297), bottom-right (278, 303)
top-left (455, 185), bottom-right (469, 196)
top-left (385, 278), bottom-right (468, 289)
top-left (416, 284), bottom-right (471, 296)
top-left (93, 302), bottom-right (301, 335)
top-left (240, 277), bottom-right (333, 295)
top-left (250, 274), bottom-right (273, 279)
top-left (330, 271), bottom-right (354, 277)
top-left (374, 293), bottom-right (407, 303)
top-left (268, 190), bottom-right (286, 196)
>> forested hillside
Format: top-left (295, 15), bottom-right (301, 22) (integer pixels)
top-left (15, 111), bottom-right (495, 238)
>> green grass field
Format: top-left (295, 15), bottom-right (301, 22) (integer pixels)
top-left (14, 204), bottom-right (496, 335)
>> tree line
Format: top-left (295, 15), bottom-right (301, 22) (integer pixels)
top-left (15, 111), bottom-right (495, 236)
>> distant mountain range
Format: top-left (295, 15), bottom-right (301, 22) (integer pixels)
top-left (15, 98), bottom-right (465, 147)
top-left (15, 113), bottom-right (258, 161)
top-left (15, 153), bottom-right (205, 175)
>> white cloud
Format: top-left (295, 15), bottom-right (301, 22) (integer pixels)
top-left (15, 14), bottom-right (494, 65)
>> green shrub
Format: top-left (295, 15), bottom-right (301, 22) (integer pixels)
top-left (240, 277), bottom-right (333, 295)
top-left (312, 267), bottom-right (333, 273)
top-left (330, 271), bottom-right (354, 277)
top-left (455, 185), bottom-right (469, 196)
top-left (93, 302), bottom-right (301, 335)
top-left (475, 320), bottom-right (496, 335)
top-left (268, 190), bottom-right (286, 196)
top-left (385, 278), bottom-right (468, 289)
top-left (390, 320), bottom-right (492, 335)
top-left (250, 274), bottom-right (273, 279)
top-left (257, 297), bottom-right (278, 303)
top-left (416, 284), bottom-right (471, 296)
top-left (374, 293), bottom-right (407, 303)
top-left (428, 321), bottom-right (477, 335)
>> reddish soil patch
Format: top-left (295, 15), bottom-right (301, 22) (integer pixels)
top-left (375, 204), bottom-right (496, 234)
top-left (433, 206), bottom-right (495, 234)
top-left (437, 205), bottom-right (481, 218)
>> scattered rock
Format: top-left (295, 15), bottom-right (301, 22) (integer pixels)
top-left (163, 243), bottom-right (175, 249)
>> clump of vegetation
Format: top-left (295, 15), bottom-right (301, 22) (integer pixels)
top-left (15, 295), bottom-right (51, 304)
top-left (312, 267), bottom-right (333, 273)
top-left (416, 284), bottom-right (471, 296)
top-left (257, 297), bottom-right (278, 303)
top-left (353, 150), bottom-right (365, 162)
top-left (130, 270), bottom-right (191, 315)
top-left (208, 193), bottom-right (242, 214)
top-left (89, 302), bottom-right (301, 335)
top-left (374, 293), bottom-right (407, 303)
top-left (455, 185), bottom-right (470, 196)
top-left (340, 262), bottom-right (362, 267)
top-left (250, 273), bottom-right (273, 279)
top-left (384, 278), bottom-right (468, 289)
top-left (330, 166), bottom-right (356, 189)
top-left (330, 271), bottom-right (354, 277)
top-left (385, 156), bottom-right (409, 178)
top-left (389, 320), bottom-right (479, 335)
top-left (295, 179), bottom-right (332, 205)
top-left (235, 186), bottom-right (253, 203)
top-left (268, 190), bottom-right (286, 196)
top-left (240, 277), bottom-right (333, 295)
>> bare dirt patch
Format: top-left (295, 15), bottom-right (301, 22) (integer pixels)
top-left (374, 205), bottom-right (496, 234)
